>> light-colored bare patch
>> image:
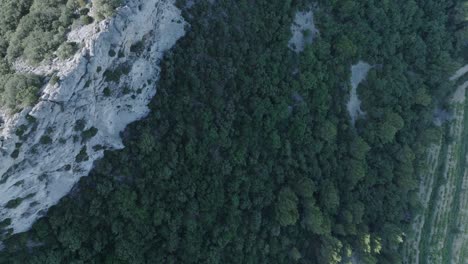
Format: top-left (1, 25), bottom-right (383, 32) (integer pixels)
top-left (288, 11), bottom-right (318, 53)
top-left (347, 61), bottom-right (372, 125)
top-left (450, 64), bottom-right (468, 81)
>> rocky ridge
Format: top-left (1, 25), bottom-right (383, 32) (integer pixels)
top-left (0, 0), bottom-right (185, 234)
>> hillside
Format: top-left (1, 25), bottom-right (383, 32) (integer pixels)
top-left (0, 0), bottom-right (467, 263)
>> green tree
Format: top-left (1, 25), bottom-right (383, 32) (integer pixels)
top-left (275, 187), bottom-right (299, 226)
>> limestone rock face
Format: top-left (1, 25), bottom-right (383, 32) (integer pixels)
top-left (0, 0), bottom-right (186, 234)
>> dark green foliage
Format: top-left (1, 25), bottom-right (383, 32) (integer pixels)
top-left (92, 144), bottom-right (104, 151)
top-left (5, 198), bottom-right (22, 209)
top-left (25, 114), bottom-right (36, 123)
top-left (103, 87), bottom-right (111, 96)
top-left (10, 149), bottom-right (19, 159)
top-left (130, 40), bottom-right (145, 54)
top-left (15, 125), bottom-right (27, 137)
top-left (39, 135), bottom-right (52, 145)
top-left (37, 174), bottom-right (47, 182)
top-left (74, 119), bottom-right (86, 131)
top-left (0, 219), bottom-right (12, 229)
top-left (75, 146), bottom-right (88, 162)
top-left (103, 64), bottom-right (131, 83)
top-left (275, 187), bottom-right (300, 226)
top-left (13, 180), bottom-right (24, 187)
top-left (5, 193), bottom-right (36, 209)
top-left (81, 127), bottom-right (98, 142)
top-left (122, 86), bottom-right (130, 94)
top-left (79, 8), bottom-right (90, 16)
top-left (0, 0), bottom-right (465, 263)
top-left (108, 49), bottom-right (116, 57)
top-left (118, 49), bottom-right (125, 58)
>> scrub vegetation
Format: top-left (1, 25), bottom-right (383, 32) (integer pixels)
top-left (0, 0), bottom-right (121, 111)
top-left (0, 0), bottom-right (467, 263)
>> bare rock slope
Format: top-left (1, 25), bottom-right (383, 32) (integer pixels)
top-left (0, 0), bottom-right (185, 234)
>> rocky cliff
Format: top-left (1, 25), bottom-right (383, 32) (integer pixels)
top-left (0, 0), bottom-right (185, 234)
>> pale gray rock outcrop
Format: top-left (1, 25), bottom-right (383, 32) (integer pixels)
top-left (288, 10), bottom-right (318, 53)
top-left (0, 0), bottom-right (186, 234)
top-left (347, 61), bottom-right (372, 125)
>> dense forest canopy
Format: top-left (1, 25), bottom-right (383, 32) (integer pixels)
top-left (0, 0), bottom-right (467, 263)
top-left (0, 0), bottom-right (120, 111)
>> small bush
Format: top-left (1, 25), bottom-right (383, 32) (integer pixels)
top-left (49, 75), bottom-right (60, 85)
top-left (93, 145), bottom-right (104, 151)
top-left (122, 86), bottom-right (130, 94)
top-left (57, 42), bottom-right (78, 60)
top-left (130, 40), bottom-right (145, 54)
top-left (108, 49), bottom-right (116, 57)
top-left (79, 8), bottom-right (90, 16)
top-left (74, 119), bottom-right (86, 131)
top-left (75, 146), bottom-right (89, 162)
top-left (39, 135), bottom-right (52, 144)
top-left (38, 174), bottom-right (47, 181)
top-left (94, 0), bottom-right (123, 18)
top-left (26, 114), bottom-right (36, 123)
top-left (5, 198), bottom-right (22, 209)
top-left (13, 180), bottom-right (24, 187)
top-left (103, 87), bottom-right (111, 96)
top-left (10, 149), bottom-right (19, 159)
top-left (0, 218), bottom-right (11, 228)
top-left (81, 127), bottom-right (98, 142)
top-left (81, 15), bottom-right (94, 25)
top-left (15, 125), bottom-right (28, 137)
top-left (103, 64), bottom-right (131, 82)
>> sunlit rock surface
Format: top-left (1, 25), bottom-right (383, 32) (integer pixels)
top-left (0, 0), bottom-right (185, 234)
